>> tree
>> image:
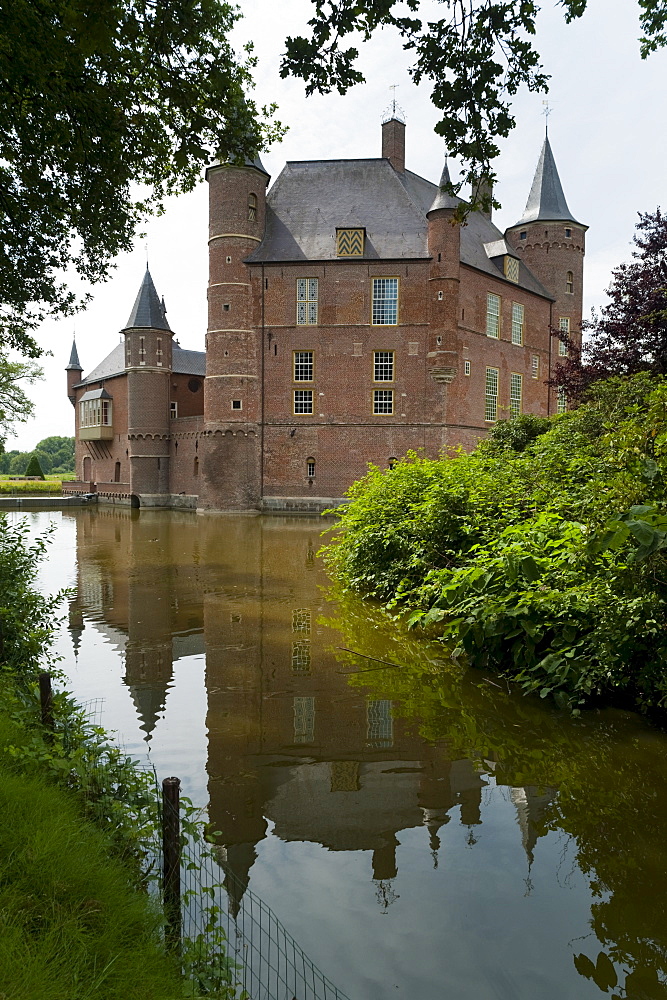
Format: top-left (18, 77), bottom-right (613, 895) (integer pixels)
top-left (553, 209), bottom-right (667, 400)
top-left (0, 357), bottom-right (42, 447)
top-left (24, 454), bottom-right (45, 479)
top-left (0, 0), bottom-right (284, 356)
top-left (281, 1), bottom-right (667, 213)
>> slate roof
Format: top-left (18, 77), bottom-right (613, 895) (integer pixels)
top-left (124, 266), bottom-right (172, 331)
top-left (66, 338), bottom-right (82, 370)
top-left (513, 136), bottom-right (583, 227)
top-left (76, 343), bottom-right (205, 386)
top-left (248, 157), bottom-right (552, 299)
top-left (428, 161), bottom-right (458, 213)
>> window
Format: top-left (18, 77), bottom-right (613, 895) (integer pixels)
top-left (307, 458), bottom-right (316, 477)
top-left (485, 367), bottom-right (499, 421)
top-left (437, 290), bottom-right (444, 301)
top-left (193, 456), bottom-right (199, 477)
top-left (558, 317), bottom-right (570, 356)
top-left (291, 641), bottom-right (311, 675)
top-left (486, 293), bottom-right (500, 338)
top-left (293, 697), bottom-right (315, 743)
top-left (531, 354), bottom-right (540, 379)
top-left (388, 457), bottom-right (397, 469)
top-left (336, 228), bottom-right (365, 256)
top-left (294, 390), bottom-right (313, 414)
top-left (248, 193), bottom-right (257, 221)
top-left (557, 388), bottom-right (567, 414)
top-left (372, 278), bottom-right (398, 325)
top-left (464, 360), bottom-right (471, 376)
top-left (293, 350), bottom-right (314, 381)
top-left (170, 401), bottom-right (178, 418)
top-left (292, 609), bottom-right (311, 633)
top-left (511, 303), bottom-right (524, 345)
top-left (367, 700), bottom-right (393, 748)
top-left (139, 336), bottom-right (146, 364)
top-left (566, 271), bottom-right (574, 294)
top-left (505, 256), bottom-right (520, 283)
top-left (80, 395), bottom-right (112, 427)
top-left (373, 390), bottom-right (393, 414)
top-left (296, 279), bottom-right (318, 325)
top-left (114, 461), bottom-right (121, 483)
top-left (231, 399), bottom-right (242, 410)
top-left (510, 373), bottom-right (523, 419)
top-left (374, 351), bottom-right (394, 382)
top-left (156, 338), bottom-right (163, 365)
top-left (519, 231), bottom-right (527, 240)
top-left (565, 227), bottom-right (572, 238)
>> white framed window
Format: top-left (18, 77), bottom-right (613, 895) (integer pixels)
top-left (485, 367), bottom-right (499, 422)
top-left (372, 278), bottom-right (399, 325)
top-left (511, 303), bottom-right (524, 345)
top-left (367, 699), bottom-right (393, 748)
top-left (231, 399), bottom-right (242, 410)
top-left (566, 271), bottom-right (574, 294)
top-left (558, 317), bottom-right (570, 356)
top-left (505, 256), bottom-right (519, 283)
top-left (294, 696), bottom-right (315, 742)
top-left (292, 609), bottom-right (311, 633)
top-left (294, 350), bottom-right (314, 381)
top-left (565, 227), bottom-right (572, 238)
top-left (510, 373), bottom-right (523, 419)
top-left (296, 279), bottom-right (318, 325)
top-left (293, 390), bottom-right (313, 414)
top-left (170, 401), bottom-right (178, 418)
top-left (373, 389), bottom-right (394, 414)
top-left (486, 293), bottom-right (500, 338)
top-left (307, 458), bottom-right (316, 477)
top-left (557, 388), bottom-right (567, 414)
top-left (531, 354), bottom-right (540, 379)
top-left (80, 397), bottom-right (112, 427)
top-left (374, 351), bottom-right (394, 381)
top-left (464, 360), bottom-right (471, 376)
top-left (291, 641), bottom-right (311, 675)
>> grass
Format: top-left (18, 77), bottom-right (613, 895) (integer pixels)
top-left (0, 707), bottom-right (185, 1000)
top-left (0, 480), bottom-right (64, 494)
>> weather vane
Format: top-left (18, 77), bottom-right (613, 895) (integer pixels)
top-left (542, 99), bottom-right (553, 135)
top-left (381, 84), bottom-right (405, 125)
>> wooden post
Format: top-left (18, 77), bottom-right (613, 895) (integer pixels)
top-left (39, 672), bottom-right (53, 731)
top-left (162, 776), bottom-right (181, 953)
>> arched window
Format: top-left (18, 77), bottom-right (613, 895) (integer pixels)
top-left (306, 457), bottom-right (315, 478)
top-left (82, 456), bottom-right (91, 482)
top-left (566, 270), bottom-right (574, 294)
top-left (114, 461), bottom-right (121, 482)
top-left (193, 456), bottom-right (199, 477)
top-left (248, 193), bottom-right (257, 222)
top-left (388, 457), bottom-right (397, 470)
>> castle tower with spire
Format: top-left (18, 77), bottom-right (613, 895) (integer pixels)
top-left (124, 266), bottom-right (173, 496)
top-left (505, 136), bottom-right (587, 397)
top-left (65, 338), bottom-right (83, 406)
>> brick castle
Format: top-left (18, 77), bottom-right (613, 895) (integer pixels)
top-left (65, 114), bottom-right (586, 511)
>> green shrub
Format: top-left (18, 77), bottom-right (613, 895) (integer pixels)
top-left (23, 454), bottom-right (45, 479)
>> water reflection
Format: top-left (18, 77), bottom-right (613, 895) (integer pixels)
top-left (58, 507), bottom-right (667, 999)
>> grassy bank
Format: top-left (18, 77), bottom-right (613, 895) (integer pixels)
top-left (0, 697), bottom-right (184, 1000)
top-left (0, 479), bottom-right (64, 494)
top-left (323, 375), bottom-right (667, 714)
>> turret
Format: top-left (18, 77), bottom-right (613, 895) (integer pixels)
top-left (426, 160), bottom-right (461, 386)
top-left (200, 154), bottom-right (270, 510)
top-left (65, 338), bottom-right (82, 406)
top-left (505, 136), bottom-right (587, 387)
top-left (123, 266), bottom-right (173, 496)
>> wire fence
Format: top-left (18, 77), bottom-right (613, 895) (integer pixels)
top-left (43, 674), bottom-right (351, 1000)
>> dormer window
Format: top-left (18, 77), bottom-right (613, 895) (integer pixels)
top-left (504, 256), bottom-right (520, 283)
top-left (248, 193), bottom-right (257, 221)
top-left (336, 228), bottom-right (365, 257)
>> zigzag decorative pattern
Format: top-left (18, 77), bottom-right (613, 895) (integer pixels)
top-left (336, 228), bottom-right (364, 256)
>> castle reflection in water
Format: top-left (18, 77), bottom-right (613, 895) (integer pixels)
top-left (66, 507), bottom-right (553, 908)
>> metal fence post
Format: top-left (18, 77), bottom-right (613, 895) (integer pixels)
top-left (162, 776), bottom-right (181, 953)
top-left (39, 672), bottom-right (53, 731)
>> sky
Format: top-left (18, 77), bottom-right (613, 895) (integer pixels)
top-left (8, 0), bottom-right (667, 451)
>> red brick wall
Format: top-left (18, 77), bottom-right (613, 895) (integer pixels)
top-left (169, 415), bottom-right (203, 495)
top-left (73, 374), bottom-right (130, 485)
top-left (170, 373), bottom-right (204, 418)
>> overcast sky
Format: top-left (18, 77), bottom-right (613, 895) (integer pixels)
top-left (8, 0), bottom-right (667, 451)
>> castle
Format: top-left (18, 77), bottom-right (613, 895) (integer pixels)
top-left (65, 114), bottom-right (586, 511)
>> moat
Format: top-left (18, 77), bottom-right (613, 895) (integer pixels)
top-left (14, 507), bottom-right (667, 999)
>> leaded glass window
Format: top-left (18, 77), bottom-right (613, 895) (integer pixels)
top-left (296, 278), bottom-right (318, 325)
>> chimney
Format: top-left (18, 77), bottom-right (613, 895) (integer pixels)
top-left (471, 173), bottom-right (493, 220)
top-left (382, 118), bottom-right (405, 173)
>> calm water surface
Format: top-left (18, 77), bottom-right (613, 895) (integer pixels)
top-left (12, 508), bottom-right (667, 1000)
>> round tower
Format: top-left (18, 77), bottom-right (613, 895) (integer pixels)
top-left (505, 136), bottom-right (587, 381)
top-left (200, 155), bottom-right (270, 511)
top-left (65, 337), bottom-right (83, 406)
top-left (426, 161), bottom-right (461, 388)
top-left (123, 266), bottom-right (173, 498)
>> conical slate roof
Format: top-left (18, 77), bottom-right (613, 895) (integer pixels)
top-left (123, 266), bottom-right (171, 331)
top-left (66, 338), bottom-right (82, 370)
top-left (427, 160), bottom-right (458, 214)
top-left (514, 137), bottom-right (581, 226)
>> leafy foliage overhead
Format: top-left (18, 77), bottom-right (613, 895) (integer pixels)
top-left (0, 0), bottom-right (284, 356)
top-left (281, 0), bottom-right (667, 212)
top-left (554, 208), bottom-right (667, 400)
top-left (0, 356), bottom-right (42, 446)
